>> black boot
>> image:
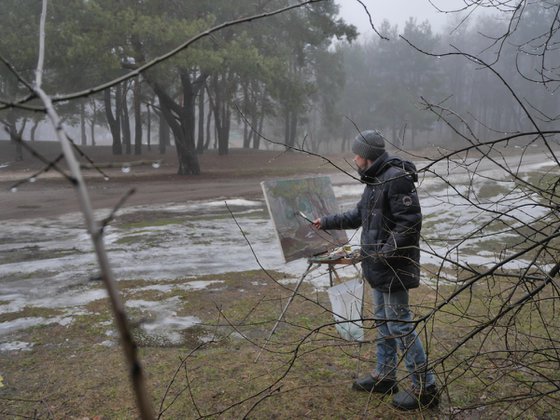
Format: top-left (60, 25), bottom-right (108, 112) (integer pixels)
top-left (352, 374), bottom-right (398, 394)
top-left (392, 384), bottom-right (439, 410)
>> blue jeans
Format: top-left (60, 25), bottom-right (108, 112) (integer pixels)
top-left (372, 288), bottom-right (435, 387)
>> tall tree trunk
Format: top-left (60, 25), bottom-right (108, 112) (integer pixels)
top-left (90, 120), bottom-right (96, 146)
top-left (151, 77), bottom-right (201, 175)
top-left (134, 77), bottom-right (142, 155)
top-left (208, 73), bottom-right (230, 156)
top-left (253, 112), bottom-right (265, 150)
top-left (252, 86), bottom-right (266, 150)
top-left (178, 73), bottom-right (200, 172)
top-left (218, 102), bottom-right (230, 155)
top-left (6, 111), bottom-right (25, 161)
top-left (242, 83), bottom-right (251, 149)
top-left (205, 103), bottom-right (212, 150)
top-left (80, 100), bottom-right (87, 146)
top-left (121, 83), bottom-right (132, 155)
top-left (243, 120), bottom-right (250, 149)
top-left (30, 120), bottom-right (39, 142)
top-left (196, 85), bottom-right (205, 153)
top-left (250, 107), bottom-right (259, 149)
top-left (146, 105), bottom-right (151, 151)
top-left (208, 75), bottom-right (222, 154)
top-left (289, 112), bottom-right (297, 149)
top-left (158, 110), bottom-right (168, 155)
top-left (90, 99), bottom-right (97, 146)
top-left (284, 110), bottom-right (290, 148)
top-left (284, 109), bottom-right (297, 150)
top-left (14, 138), bottom-right (23, 161)
top-left (104, 87), bottom-right (122, 155)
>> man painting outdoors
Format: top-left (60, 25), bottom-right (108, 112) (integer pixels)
top-left (312, 130), bottom-right (439, 410)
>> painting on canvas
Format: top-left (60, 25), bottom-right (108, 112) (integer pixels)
top-left (261, 176), bottom-right (348, 262)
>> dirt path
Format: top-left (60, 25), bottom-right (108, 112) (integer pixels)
top-left (0, 175), bottom-right (275, 220)
top-left (0, 142), bottom-right (347, 220)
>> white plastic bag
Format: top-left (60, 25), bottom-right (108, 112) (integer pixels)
top-left (327, 279), bottom-right (364, 342)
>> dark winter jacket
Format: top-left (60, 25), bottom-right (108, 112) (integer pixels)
top-left (321, 152), bottom-right (422, 292)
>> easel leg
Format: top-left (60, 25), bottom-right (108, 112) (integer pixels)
top-left (255, 261), bottom-right (315, 362)
top-left (329, 264), bottom-right (343, 286)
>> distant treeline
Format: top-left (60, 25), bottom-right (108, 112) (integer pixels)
top-left (335, 6), bottom-right (560, 152)
top-left (1, 2), bottom-right (557, 172)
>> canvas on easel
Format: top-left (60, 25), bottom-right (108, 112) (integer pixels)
top-left (256, 176), bottom-right (363, 353)
top-left (261, 176), bottom-right (348, 262)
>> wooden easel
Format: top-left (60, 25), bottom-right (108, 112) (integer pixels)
top-left (308, 255), bottom-right (361, 287)
top-left (255, 254), bottom-right (362, 361)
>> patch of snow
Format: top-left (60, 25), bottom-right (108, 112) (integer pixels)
top-left (142, 315), bottom-right (201, 332)
top-left (180, 280), bottom-right (224, 291)
top-left (0, 316), bottom-right (71, 336)
top-left (215, 199), bottom-right (262, 207)
top-left (0, 341), bottom-right (33, 352)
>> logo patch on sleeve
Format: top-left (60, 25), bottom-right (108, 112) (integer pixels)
top-left (402, 195), bottom-right (413, 207)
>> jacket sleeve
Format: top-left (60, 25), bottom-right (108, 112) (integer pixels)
top-left (380, 172), bottom-right (421, 257)
top-left (320, 193), bottom-right (364, 231)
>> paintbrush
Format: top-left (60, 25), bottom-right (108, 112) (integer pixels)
top-left (296, 210), bottom-right (314, 224)
top-left (295, 211), bottom-right (334, 237)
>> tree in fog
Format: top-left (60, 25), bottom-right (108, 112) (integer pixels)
top-left (0, 1), bottom-right (41, 159)
top-left (335, 18), bottom-right (442, 149)
top-left (335, 2), bottom-right (560, 151)
top-left (1, 1), bottom-right (356, 172)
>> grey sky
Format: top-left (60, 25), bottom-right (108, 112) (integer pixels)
top-left (336, 0), bottom-right (472, 38)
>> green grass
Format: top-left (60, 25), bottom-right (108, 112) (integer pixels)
top-left (476, 181), bottom-right (512, 200)
top-left (0, 307), bottom-right (63, 323)
top-left (120, 218), bottom-right (183, 229)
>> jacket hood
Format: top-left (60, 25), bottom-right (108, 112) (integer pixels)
top-left (360, 154), bottom-right (418, 183)
top-left (359, 151), bottom-right (389, 182)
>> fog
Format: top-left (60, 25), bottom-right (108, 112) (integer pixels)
top-left (336, 0), bottom-right (475, 36)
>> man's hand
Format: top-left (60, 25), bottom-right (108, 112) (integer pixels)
top-left (312, 218), bottom-right (322, 229)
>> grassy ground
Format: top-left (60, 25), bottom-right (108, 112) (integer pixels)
top-left (1, 266), bottom-right (558, 419)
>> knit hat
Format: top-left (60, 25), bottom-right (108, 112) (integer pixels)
top-left (352, 130), bottom-right (386, 161)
